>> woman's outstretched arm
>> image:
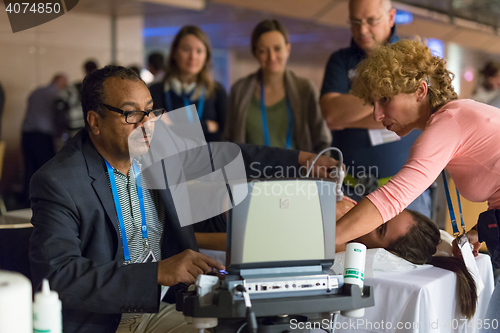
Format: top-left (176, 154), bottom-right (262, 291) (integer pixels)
top-left (335, 197), bottom-right (384, 246)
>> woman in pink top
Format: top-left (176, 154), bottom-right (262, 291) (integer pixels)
top-left (334, 38), bottom-right (500, 327)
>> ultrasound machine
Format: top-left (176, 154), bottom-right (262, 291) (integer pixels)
top-left (176, 179), bottom-right (374, 332)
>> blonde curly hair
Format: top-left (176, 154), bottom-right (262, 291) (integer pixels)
top-left (350, 38), bottom-right (457, 111)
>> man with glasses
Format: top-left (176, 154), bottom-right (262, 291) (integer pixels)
top-left (29, 65), bottom-right (339, 333)
top-left (320, 0), bottom-right (431, 217)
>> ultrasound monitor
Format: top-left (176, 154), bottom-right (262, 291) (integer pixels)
top-left (226, 179), bottom-right (337, 273)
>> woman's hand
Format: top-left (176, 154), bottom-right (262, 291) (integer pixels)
top-left (335, 198), bottom-right (357, 251)
top-left (452, 230), bottom-right (481, 258)
top-left (206, 120), bottom-right (219, 133)
top-left (336, 197), bottom-right (356, 221)
top-left (298, 151), bottom-right (343, 179)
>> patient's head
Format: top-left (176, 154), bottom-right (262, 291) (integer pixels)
top-left (386, 210), bottom-right (440, 264)
top-left (354, 209), bottom-right (416, 249)
top-left (354, 209), bottom-right (440, 264)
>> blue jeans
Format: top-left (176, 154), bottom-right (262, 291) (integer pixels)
top-left (482, 283), bottom-right (500, 333)
top-left (407, 188), bottom-right (432, 218)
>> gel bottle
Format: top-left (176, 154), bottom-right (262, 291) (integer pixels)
top-left (33, 279), bottom-right (62, 333)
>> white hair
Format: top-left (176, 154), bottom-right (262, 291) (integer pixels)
top-left (382, 0), bottom-right (392, 11)
top-left (349, 0), bottom-right (393, 12)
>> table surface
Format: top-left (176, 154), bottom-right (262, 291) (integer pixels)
top-left (331, 254), bottom-right (494, 333)
top-left (200, 249), bottom-right (494, 333)
top-left (0, 208), bottom-right (32, 228)
top-left (4, 209), bottom-right (494, 333)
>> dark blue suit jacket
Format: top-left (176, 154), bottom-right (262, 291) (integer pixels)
top-left (29, 129), bottom-right (300, 332)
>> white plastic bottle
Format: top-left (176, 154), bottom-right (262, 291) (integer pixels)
top-left (0, 270), bottom-right (32, 333)
top-left (33, 279), bottom-right (62, 333)
top-left (341, 242), bottom-right (367, 318)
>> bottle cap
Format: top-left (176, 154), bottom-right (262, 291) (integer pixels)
top-left (34, 279), bottom-right (60, 304)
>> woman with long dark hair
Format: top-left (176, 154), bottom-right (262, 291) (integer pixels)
top-left (335, 200), bottom-right (478, 319)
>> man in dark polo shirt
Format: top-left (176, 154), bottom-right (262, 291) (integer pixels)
top-left (320, 0), bottom-right (431, 217)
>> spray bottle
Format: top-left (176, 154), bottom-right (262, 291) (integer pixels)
top-left (33, 279), bottom-right (62, 333)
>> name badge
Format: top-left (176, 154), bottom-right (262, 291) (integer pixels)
top-left (458, 234), bottom-right (484, 296)
top-left (138, 249), bottom-right (157, 264)
top-left (368, 128), bottom-right (401, 146)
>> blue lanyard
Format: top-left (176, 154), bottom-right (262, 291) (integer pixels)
top-left (260, 79), bottom-right (293, 149)
top-left (105, 159), bottom-right (148, 263)
top-left (164, 86), bottom-right (205, 122)
top-left (441, 170), bottom-right (466, 236)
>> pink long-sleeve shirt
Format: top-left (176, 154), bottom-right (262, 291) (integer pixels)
top-left (367, 99), bottom-right (500, 222)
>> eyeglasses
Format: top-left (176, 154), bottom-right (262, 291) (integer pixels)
top-left (348, 13), bottom-right (386, 28)
top-left (102, 104), bottom-right (166, 124)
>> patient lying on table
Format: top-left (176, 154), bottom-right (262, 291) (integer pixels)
top-left (334, 197), bottom-right (477, 319)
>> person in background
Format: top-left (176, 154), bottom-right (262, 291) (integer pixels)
top-left (150, 26), bottom-right (226, 142)
top-left (129, 65), bottom-right (141, 77)
top-left (471, 61), bottom-right (500, 108)
top-left (75, 60), bottom-right (99, 94)
top-left (224, 19), bottom-right (331, 154)
top-left (147, 52), bottom-right (166, 85)
top-left (57, 60), bottom-right (99, 138)
top-left (333, 38), bottom-right (500, 330)
top-left (319, 0), bottom-right (431, 217)
top-left (22, 73), bottom-right (68, 205)
top-left (471, 63), bottom-right (500, 286)
top-left (0, 81), bottom-right (4, 138)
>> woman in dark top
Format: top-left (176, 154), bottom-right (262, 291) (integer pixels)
top-left (149, 25), bottom-right (227, 142)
